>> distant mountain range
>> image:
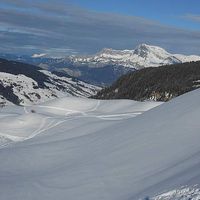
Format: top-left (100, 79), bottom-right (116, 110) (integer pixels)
top-left (0, 58), bottom-right (99, 106)
top-left (68, 44), bottom-right (200, 68)
top-left (93, 61), bottom-right (200, 101)
top-left (1, 44), bottom-right (200, 86)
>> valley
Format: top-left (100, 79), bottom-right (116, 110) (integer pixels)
top-left (2, 44), bottom-right (200, 86)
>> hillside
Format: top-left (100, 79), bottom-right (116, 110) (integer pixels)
top-left (93, 61), bottom-right (200, 101)
top-left (0, 58), bottom-right (99, 106)
top-left (0, 89), bottom-right (200, 199)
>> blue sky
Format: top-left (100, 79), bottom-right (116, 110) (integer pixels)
top-left (0, 0), bottom-right (200, 56)
top-left (71, 0), bottom-right (200, 30)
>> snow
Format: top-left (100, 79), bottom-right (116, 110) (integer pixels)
top-left (150, 186), bottom-right (200, 200)
top-left (0, 95), bottom-right (13, 107)
top-left (0, 89), bottom-right (200, 199)
top-left (0, 98), bottom-right (161, 146)
top-left (174, 54), bottom-right (200, 63)
top-left (40, 70), bottom-right (99, 98)
top-left (32, 53), bottom-right (47, 58)
top-left (0, 71), bottom-right (100, 106)
top-left (70, 44), bottom-right (200, 69)
top-left (0, 72), bottom-right (54, 105)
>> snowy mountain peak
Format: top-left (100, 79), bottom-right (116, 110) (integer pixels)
top-left (134, 43), bottom-right (151, 51)
top-left (135, 43), bottom-right (165, 51)
top-left (68, 44), bottom-right (200, 69)
top-left (134, 43), bottom-right (169, 57)
top-left (99, 48), bottom-right (114, 54)
top-left (134, 44), bottom-right (151, 57)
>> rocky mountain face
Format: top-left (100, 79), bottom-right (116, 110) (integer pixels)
top-left (1, 44), bottom-right (200, 86)
top-left (0, 58), bottom-right (100, 106)
top-left (93, 61), bottom-right (200, 102)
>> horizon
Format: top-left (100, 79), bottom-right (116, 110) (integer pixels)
top-left (1, 43), bottom-right (200, 58)
top-left (0, 0), bottom-right (200, 56)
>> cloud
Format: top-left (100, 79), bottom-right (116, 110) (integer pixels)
top-left (0, 0), bottom-right (200, 56)
top-left (182, 14), bottom-right (200, 23)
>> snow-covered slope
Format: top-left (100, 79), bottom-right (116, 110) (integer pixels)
top-left (0, 98), bottom-right (161, 146)
top-left (0, 58), bottom-right (99, 106)
top-left (150, 186), bottom-right (200, 200)
top-left (69, 44), bottom-right (200, 69)
top-left (0, 89), bottom-right (200, 199)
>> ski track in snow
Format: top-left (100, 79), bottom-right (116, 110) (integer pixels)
top-left (0, 99), bottom-right (159, 147)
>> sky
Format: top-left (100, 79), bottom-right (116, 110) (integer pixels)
top-left (0, 0), bottom-right (200, 56)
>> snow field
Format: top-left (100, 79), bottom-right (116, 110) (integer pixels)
top-left (0, 89), bottom-right (200, 200)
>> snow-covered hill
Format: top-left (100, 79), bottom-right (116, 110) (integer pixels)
top-left (0, 58), bottom-right (99, 106)
top-left (0, 88), bottom-right (200, 199)
top-left (68, 44), bottom-right (200, 69)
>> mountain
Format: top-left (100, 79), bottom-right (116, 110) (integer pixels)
top-left (1, 44), bottom-right (200, 86)
top-left (68, 44), bottom-right (200, 68)
top-left (0, 88), bottom-right (200, 199)
top-left (0, 58), bottom-right (99, 106)
top-left (0, 53), bottom-right (132, 86)
top-left (93, 61), bottom-right (200, 101)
